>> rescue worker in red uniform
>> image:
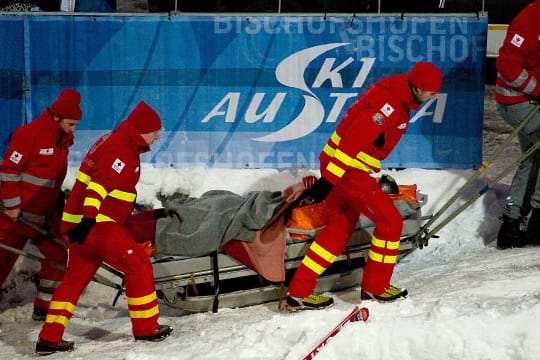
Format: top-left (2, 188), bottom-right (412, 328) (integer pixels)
top-left (35, 101), bottom-right (173, 355)
top-left (494, 0), bottom-right (540, 249)
top-left (0, 89), bottom-right (82, 321)
top-left (286, 62), bottom-right (444, 310)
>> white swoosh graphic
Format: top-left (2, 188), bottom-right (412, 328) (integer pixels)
top-left (253, 95), bottom-right (325, 142)
top-left (253, 42), bottom-right (349, 142)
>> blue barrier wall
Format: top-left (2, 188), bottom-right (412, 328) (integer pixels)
top-left (0, 14), bottom-right (487, 169)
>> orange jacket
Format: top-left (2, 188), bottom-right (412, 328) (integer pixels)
top-left (61, 120), bottom-right (150, 232)
top-left (320, 73), bottom-right (419, 185)
top-left (495, 0), bottom-right (540, 105)
top-left (0, 110), bottom-right (72, 228)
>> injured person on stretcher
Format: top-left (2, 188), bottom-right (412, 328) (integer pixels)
top-left (120, 175), bottom-right (426, 312)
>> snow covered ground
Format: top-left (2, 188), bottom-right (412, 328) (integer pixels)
top-left (2, 89), bottom-right (540, 359)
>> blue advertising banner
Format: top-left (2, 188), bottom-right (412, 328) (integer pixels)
top-left (1, 14), bottom-right (487, 169)
top-left (0, 17), bottom-right (25, 158)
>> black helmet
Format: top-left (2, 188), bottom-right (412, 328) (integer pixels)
top-left (378, 174), bottom-right (399, 194)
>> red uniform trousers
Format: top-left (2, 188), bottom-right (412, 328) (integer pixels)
top-left (38, 222), bottom-right (159, 342)
top-left (288, 171), bottom-right (402, 297)
top-left (0, 217), bottom-right (66, 311)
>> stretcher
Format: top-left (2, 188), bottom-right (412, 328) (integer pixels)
top-left (149, 185), bottom-right (427, 313)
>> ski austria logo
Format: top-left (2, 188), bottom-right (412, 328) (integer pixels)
top-left (201, 43), bottom-right (446, 143)
top-left (253, 43), bottom-right (350, 142)
top-left (201, 42), bottom-right (375, 143)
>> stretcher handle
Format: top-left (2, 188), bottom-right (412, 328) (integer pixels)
top-left (416, 104), bottom-right (540, 244)
top-left (416, 132), bottom-right (540, 248)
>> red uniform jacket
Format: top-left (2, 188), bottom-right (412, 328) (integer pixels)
top-left (0, 110), bottom-right (72, 228)
top-left (495, 0), bottom-right (540, 105)
top-left (61, 120), bottom-right (149, 232)
top-left (320, 73), bottom-right (420, 184)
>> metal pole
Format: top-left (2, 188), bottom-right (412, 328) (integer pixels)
top-left (0, 239), bottom-right (123, 291)
top-left (378, 0), bottom-right (381, 14)
top-left (417, 104), bottom-right (540, 239)
top-left (278, 0), bottom-right (281, 14)
top-left (417, 133), bottom-right (540, 248)
top-left (482, 0), bottom-right (485, 16)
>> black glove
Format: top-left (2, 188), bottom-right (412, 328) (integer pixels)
top-left (305, 177), bottom-right (333, 203)
top-left (66, 218), bottom-right (96, 244)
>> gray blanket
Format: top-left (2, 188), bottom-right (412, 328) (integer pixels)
top-left (154, 189), bottom-right (424, 258)
top-left (154, 190), bottom-right (283, 257)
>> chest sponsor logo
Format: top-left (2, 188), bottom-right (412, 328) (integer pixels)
top-left (381, 103), bottom-right (395, 117)
top-left (511, 33), bottom-right (524, 48)
top-left (112, 158), bottom-right (126, 174)
top-left (9, 151), bottom-right (23, 164)
top-left (39, 148), bottom-right (54, 155)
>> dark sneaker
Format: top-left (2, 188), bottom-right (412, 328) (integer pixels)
top-left (285, 294), bottom-right (334, 311)
top-left (361, 285), bottom-right (408, 303)
top-left (32, 308), bottom-right (47, 322)
top-left (134, 325), bottom-right (173, 342)
top-left (497, 215), bottom-right (526, 249)
top-left (35, 338), bottom-right (74, 356)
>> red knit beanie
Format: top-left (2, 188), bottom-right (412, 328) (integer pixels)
top-left (49, 89), bottom-right (82, 120)
top-left (127, 101), bottom-right (162, 134)
top-left (408, 62), bottom-right (443, 92)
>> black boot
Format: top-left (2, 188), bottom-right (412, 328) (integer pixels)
top-left (525, 208), bottom-right (540, 246)
top-left (35, 338), bottom-right (74, 355)
top-left (134, 325), bottom-right (173, 342)
top-left (497, 215), bottom-right (525, 249)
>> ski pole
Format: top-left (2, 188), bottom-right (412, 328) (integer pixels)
top-left (416, 134), bottom-right (540, 248)
top-left (417, 103), bottom-right (540, 239)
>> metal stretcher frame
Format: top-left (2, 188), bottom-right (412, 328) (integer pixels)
top-left (151, 216), bottom-right (423, 313)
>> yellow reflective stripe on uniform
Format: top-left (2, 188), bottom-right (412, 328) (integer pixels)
top-left (357, 152), bottom-right (381, 169)
top-left (129, 305), bottom-right (160, 319)
top-left (96, 214), bottom-right (115, 222)
top-left (326, 162), bottom-right (345, 178)
top-left (49, 300), bottom-right (76, 313)
top-left (45, 314), bottom-right (70, 326)
top-left (76, 170), bottom-right (91, 185)
top-left (330, 131), bottom-right (341, 144)
top-left (87, 181), bottom-right (108, 199)
top-left (109, 189), bottom-right (136, 202)
top-left (368, 249), bottom-right (397, 264)
top-left (83, 197), bottom-right (101, 209)
top-left (302, 255), bottom-right (326, 275)
top-left (350, 158), bottom-right (375, 173)
top-left (62, 212), bottom-right (83, 223)
top-left (334, 149), bottom-right (374, 174)
top-left (371, 236), bottom-right (400, 250)
top-left (323, 143), bottom-right (336, 157)
top-left (334, 149), bottom-right (355, 166)
top-left (127, 291), bottom-right (157, 306)
top-left (310, 242), bottom-right (337, 263)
